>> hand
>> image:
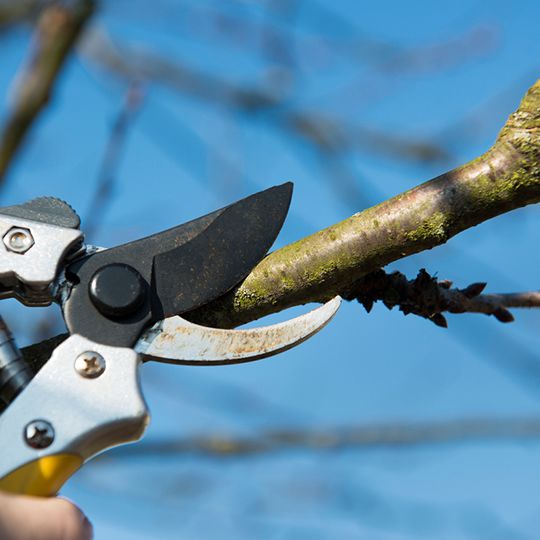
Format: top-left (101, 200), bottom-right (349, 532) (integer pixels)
top-left (0, 492), bottom-right (92, 540)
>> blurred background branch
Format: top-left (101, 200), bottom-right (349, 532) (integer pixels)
top-left (104, 416), bottom-right (540, 459)
top-left (0, 0), bottom-right (94, 183)
top-left (79, 25), bottom-right (453, 166)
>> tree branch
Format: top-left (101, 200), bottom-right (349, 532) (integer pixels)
top-left (343, 268), bottom-right (540, 328)
top-left (20, 79), bottom-right (540, 366)
top-left (0, 0), bottom-right (94, 183)
top-left (101, 417), bottom-right (540, 459)
top-left (188, 79), bottom-right (540, 327)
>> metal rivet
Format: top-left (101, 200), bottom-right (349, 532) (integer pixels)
top-left (24, 420), bottom-right (54, 449)
top-left (75, 351), bottom-right (106, 379)
top-left (3, 227), bottom-right (34, 254)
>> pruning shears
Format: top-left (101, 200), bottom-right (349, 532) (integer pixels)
top-left (0, 183), bottom-right (340, 496)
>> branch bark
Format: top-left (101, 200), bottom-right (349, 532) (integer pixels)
top-left (188, 79), bottom-right (540, 328)
top-left (343, 268), bottom-right (540, 327)
top-left (0, 0), bottom-right (94, 183)
top-left (20, 79), bottom-right (540, 367)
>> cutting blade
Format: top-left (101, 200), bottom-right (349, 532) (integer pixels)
top-left (152, 182), bottom-right (293, 318)
top-left (136, 297), bottom-right (341, 365)
top-left (64, 183), bottom-right (293, 347)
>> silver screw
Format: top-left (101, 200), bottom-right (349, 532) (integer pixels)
top-left (24, 420), bottom-right (54, 449)
top-left (3, 227), bottom-right (34, 254)
top-left (75, 351), bottom-right (106, 379)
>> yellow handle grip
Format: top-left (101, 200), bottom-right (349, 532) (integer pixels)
top-left (0, 454), bottom-right (82, 497)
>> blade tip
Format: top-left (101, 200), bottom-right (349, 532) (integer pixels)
top-left (274, 181), bottom-right (294, 201)
top-left (272, 182), bottom-right (293, 216)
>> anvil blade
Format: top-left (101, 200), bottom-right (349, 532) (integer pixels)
top-left (136, 297), bottom-right (341, 365)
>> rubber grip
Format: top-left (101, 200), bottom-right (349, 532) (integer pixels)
top-left (0, 454), bottom-right (82, 496)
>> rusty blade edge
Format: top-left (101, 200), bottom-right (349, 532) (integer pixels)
top-left (135, 297), bottom-right (341, 366)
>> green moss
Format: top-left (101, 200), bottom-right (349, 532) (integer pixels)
top-left (405, 212), bottom-right (451, 245)
top-left (279, 274), bottom-right (298, 291)
top-left (191, 79), bottom-right (540, 330)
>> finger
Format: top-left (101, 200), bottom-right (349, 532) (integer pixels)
top-left (0, 492), bottom-right (92, 540)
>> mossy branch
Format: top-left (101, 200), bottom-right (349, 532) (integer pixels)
top-left (188, 79), bottom-right (540, 328)
top-left (21, 79), bottom-right (540, 368)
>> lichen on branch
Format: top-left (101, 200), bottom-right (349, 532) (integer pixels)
top-left (20, 79), bottom-right (540, 368)
top-left (188, 79), bottom-right (540, 328)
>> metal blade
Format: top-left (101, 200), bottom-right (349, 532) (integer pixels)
top-left (135, 297), bottom-right (341, 365)
top-left (64, 183), bottom-right (293, 347)
top-left (153, 182), bottom-right (293, 318)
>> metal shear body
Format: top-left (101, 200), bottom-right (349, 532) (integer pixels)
top-left (0, 185), bottom-right (340, 496)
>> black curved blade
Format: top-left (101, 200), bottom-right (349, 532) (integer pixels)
top-left (153, 183), bottom-right (292, 317)
top-left (64, 183), bottom-right (293, 347)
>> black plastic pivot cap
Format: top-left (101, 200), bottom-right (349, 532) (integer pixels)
top-left (89, 264), bottom-right (146, 319)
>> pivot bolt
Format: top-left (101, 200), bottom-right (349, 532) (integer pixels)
top-left (89, 263), bottom-right (147, 319)
top-left (3, 227), bottom-right (34, 254)
top-left (24, 420), bottom-right (54, 449)
top-left (75, 351), bottom-right (106, 379)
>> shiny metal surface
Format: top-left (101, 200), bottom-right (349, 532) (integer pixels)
top-left (0, 335), bottom-right (149, 479)
top-left (3, 227), bottom-right (34, 254)
top-left (74, 351), bottom-right (106, 379)
top-left (137, 296), bottom-right (341, 365)
top-left (0, 214), bottom-right (82, 305)
top-left (24, 420), bottom-right (55, 449)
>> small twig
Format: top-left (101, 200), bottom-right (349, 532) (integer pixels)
top-left (343, 268), bottom-right (540, 328)
top-left (0, 0), bottom-right (94, 183)
top-left (0, 0), bottom-right (40, 28)
top-left (100, 417), bottom-right (540, 459)
top-left (20, 270), bottom-right (540, 370)
top-left (484, 291), bottom-right (540, 309)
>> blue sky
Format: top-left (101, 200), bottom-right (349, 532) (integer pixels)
top-left (1, 0), bottom-right (540, 538)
